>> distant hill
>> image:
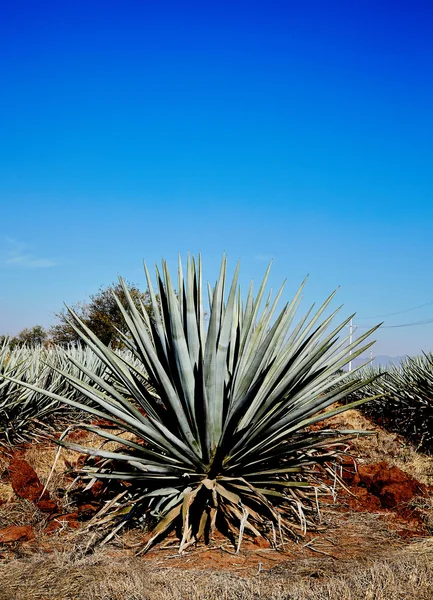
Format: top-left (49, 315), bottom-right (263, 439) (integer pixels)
top-left (348, 355), bottom-right (406, 370)
top-left (372, 355), bottom-right (406, 367)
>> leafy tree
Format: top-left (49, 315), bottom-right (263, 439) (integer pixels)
top-left (18, 325), bottom-right (48, 345)
top-left (50, 281), bottom-right (153, 348)
top-left (5, 325), bottom-right (48, 348)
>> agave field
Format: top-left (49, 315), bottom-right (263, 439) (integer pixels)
top-left (0, 256), bottom-right (432, 600)
top-left (347, 353), bottom-right (433, 453)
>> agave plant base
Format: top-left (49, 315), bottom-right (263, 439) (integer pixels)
top-left (138, 465), bottom-right (339, 554)
top-left (67, 425), bottom-right (356, 554)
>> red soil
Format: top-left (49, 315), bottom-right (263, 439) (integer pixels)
top-left (45, 513), bottom-right (80, 534)
top-left (341, 459), bottom-right (426, 510)
top-left (339, 458), bottom-right (430, 538)
top-left (7, 456), bottom-right (58, 513)
top-left (0, 525), bottom-right (35, 543)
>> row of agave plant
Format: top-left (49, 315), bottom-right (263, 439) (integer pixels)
top-left (0, 342), bottom-right (151, 444)
top-left (0, 343), bottom-right (109, 444)
top-left (3, 255), bottom-right (381, 552)
top-left (347, 353), bottom-right (433, 453)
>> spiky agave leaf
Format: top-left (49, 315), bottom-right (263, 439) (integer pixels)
top-left (10, 256), bottom-right (381, 550)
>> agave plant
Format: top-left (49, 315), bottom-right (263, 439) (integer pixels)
top-left (12, 256), bottom-right (380, 551)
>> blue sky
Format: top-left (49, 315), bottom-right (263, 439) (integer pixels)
top-left (1, 1), bottom-right (432, 356)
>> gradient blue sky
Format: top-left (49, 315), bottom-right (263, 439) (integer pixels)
top-left (1, 1), bottom-right (432, 356)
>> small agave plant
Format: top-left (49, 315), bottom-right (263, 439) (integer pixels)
top-left (15, 256), bottom-right (380, 552)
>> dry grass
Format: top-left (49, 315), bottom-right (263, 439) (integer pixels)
top-left (0, 447), bottom-right (9, 474)
top-left (410, 496), bottom-right (433, 534)
top-left (0, 498), bottom-right (44, 530)
top-left (0, 540), bottom-right (432, 600)
top-left (1, 506), bottom-right (428, 599)
top-left (0, 482), bottom-right (14, 504)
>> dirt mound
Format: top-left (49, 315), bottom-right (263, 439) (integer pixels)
top-left (358, 461), bottom-right (423, 508)
top-left (7, 456), bottom-right (58, 513)
top-left (338, 458), bottom-right (432, 540)
top-left (0, 525), bottom-right (35, 544)
top-left (8, 457), bottom-right (47, 502)
top-left (342, 459), bottom-right (426, 509)
top-left (1, 450), bottom-right (105, 547)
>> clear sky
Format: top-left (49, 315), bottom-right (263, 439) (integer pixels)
top-left (1, 1), bottom-right (432, 356)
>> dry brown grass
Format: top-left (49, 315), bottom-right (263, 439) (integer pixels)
top-left (0, 539), bottom-right (432, 600)
top-left (0, 498), bottom-right (45, 530)
top-left (410, 495), bottom-right (433, 534)
top-left (0, 482), bottom-right (14, 504)
top-left (0, 448), bottom-right (9, 474)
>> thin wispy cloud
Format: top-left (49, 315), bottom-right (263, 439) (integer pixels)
top-left (2, 237), bottom-right (59, 269)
